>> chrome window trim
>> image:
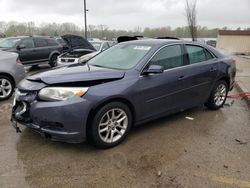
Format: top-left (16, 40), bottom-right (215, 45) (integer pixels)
top-left (140, 42), bottom-right (217, 76)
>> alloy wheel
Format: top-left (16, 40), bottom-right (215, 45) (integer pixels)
top-left (0, 78), bottom-right (12, 99)
top-left (214, 83), bottom-right (227, 106)
top-left (98, 108), bottom-right (128, 143)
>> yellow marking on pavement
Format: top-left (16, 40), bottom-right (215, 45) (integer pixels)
top-left (194, 171), bottom-right (250, 187)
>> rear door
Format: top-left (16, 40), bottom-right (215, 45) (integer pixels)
top-left (137, 44), bottom-right (194, 120)
top-left (33, 38), bottom-right (50, 61)
top-left (184, 44), bottom-right (219, 104)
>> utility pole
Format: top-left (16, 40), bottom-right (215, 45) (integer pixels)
top-left (84, 0), bottom-right (88, 39)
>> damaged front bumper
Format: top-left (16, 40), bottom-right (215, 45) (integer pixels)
top-left (11, 89), bottom-right (91, 143)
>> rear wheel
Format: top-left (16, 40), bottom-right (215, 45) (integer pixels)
top-left (49, 54), bottom-right (58, 67)
top-left (0, 75), bottom-right (14, 101)
top-left (206, 80), bottom-right (228, 110)
top-left (90, 102), bottom-right (132, 149)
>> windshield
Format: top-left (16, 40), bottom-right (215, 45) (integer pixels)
top-left (0, 38), bottom-right (21, 48)
top-left (88, 43), bottom-right (152, 70)
top-left (90, 42), bottom-right (102, 51)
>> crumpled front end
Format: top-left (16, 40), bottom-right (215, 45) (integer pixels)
top-left (11, 86), bottom-right (91, 143)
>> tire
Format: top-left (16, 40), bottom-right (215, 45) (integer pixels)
top-left (0, 75), bottom-right (15, 101)
top-left (49, 54), bottom-right (58, 67)
top-left (206, 80), bottom-right (228, 110)
top-left (90, 102), bottom-right (132, 149)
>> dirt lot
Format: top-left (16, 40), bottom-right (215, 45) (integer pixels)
top-left (0, 66), bottom-right (250, 188)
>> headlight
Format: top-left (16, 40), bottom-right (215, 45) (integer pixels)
top-left (38, 87), bottom-right (88, 101)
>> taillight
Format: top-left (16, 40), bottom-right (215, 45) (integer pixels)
top-left (16, 57), bottom-right (22, 64)
top-left (232, 59), bottom-right (236, 65)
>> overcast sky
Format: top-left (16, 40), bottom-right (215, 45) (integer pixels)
top-left (0, 0), bottom-right (249, 30)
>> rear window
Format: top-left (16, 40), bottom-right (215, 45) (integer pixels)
top-left (186, 45), bottom-right (214, 64)
top-left (47, 39), bottom-right (58, 46)
top-left (34, 38), bottom-right (47, 47)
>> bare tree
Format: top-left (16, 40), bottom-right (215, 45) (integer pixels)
top-left (186, 0), bottom-right (197, 41)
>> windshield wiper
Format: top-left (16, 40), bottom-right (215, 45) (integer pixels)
top-left (91, 64), bottom-right (106, 68)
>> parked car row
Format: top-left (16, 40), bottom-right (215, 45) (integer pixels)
top-left (0, 36), bottom-right (62, 67)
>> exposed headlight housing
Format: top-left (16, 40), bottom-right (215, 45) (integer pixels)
top-left (38, 87), bottom-right (88, 101)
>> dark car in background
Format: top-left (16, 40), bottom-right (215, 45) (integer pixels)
top-left (0, 36), bottom-right (62, 67)
top-left (54, 37), bottom-right (69, 52)
top-left (11, 39), bottom-right (236, 148)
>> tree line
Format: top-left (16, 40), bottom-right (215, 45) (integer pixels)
top-left (0, 21), bottom-right (249, 40)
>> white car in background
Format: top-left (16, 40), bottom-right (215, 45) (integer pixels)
top-left (57, 35), bottom-right (96, 66)
top-left (58, 40), bottom-right (115, 66)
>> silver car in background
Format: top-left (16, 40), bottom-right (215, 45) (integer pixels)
top-left (0, 50), bottom-right (25, 101)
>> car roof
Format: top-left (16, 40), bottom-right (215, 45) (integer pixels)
top-left (4, 36), bottom-right (29, 39)
top-left (120, 39), bottom-right (184, 46)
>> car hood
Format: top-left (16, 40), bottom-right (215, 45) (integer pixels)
top-left (27, 65), bottom-right (125, 85)
top-left (61, 35), bottom-right (96, 51)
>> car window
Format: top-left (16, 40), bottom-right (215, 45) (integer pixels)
top-left (0, 38), bottom-right (21, 48)
top-left (186, 45), bottom-right (213, 64)
top-left (102, 42), bottom-right (109, 51)
top-left (149, 45), bottom-right (183, 70)
top-left (204, 49), bottom-right (214, 60)
top-left (34, 38), bottom-right (47, 47)
top-left (20, 38), bottom-right (34, 48)
top-left (47, 39), bottom-right (58, 46)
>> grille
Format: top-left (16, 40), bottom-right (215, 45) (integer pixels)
top-left (61, 58), bottom-right (75, 63)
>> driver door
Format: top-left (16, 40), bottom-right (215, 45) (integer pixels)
top-left (136, 44), bottom-right (192, 121)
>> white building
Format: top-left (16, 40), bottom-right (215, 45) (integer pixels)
top-left (217, 30), bottom-right (250, 55)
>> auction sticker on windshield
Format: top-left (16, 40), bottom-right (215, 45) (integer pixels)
top-left (134, 46), bottom-right (151, 50)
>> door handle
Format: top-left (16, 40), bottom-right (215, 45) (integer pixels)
top-left (178, 76), bottom-right (185, 81)
top-left (210, 67), bottom-right (217, 72)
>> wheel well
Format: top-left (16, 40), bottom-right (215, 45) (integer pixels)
top-left (218, 77), bottom-right (230, 89)
top-left (49, 52), bottom-right (60, 60)
top-left (86, 98), bottom-right (136, 139)
top-left (0, 73), bottom-right (15, 86)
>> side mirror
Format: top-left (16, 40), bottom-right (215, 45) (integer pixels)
top-left (16, 44), bottom-right (25, 50)
top-left (142, 65), bottom-right (164, 75)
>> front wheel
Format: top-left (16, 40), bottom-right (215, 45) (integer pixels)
top-left (206, 80), bottom-right (228, 110)
top-left (49, 54), bottom-right (58, 67)
top-left (90, 102), bottom-right (132, 149)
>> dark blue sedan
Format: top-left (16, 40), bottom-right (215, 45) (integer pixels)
top-left (11, 39), bottom-right (236, 148)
